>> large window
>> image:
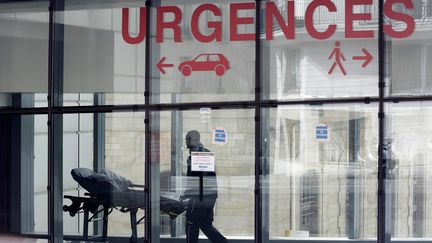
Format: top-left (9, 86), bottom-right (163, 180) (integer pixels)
top-left (266, 104), bottom-right (378, 240)
top-left (263, 0), bottom-right (379, 101)
top-left (386, 0), bottom-right (432, 97)
top-left (1, 0), bottom-right (432, 243)
top-left (151, 0), bottom-right (256, 104)
top-left (151, 109), bottom-right (255, 241)
top-left (60, 1), bottom-right (147, 106)
top-left (385, 102), bottom-right (432, 239)
top-left (0, 114), bottom-right (49, 235)
top-left (0, 2), bottom-right (49, 108)
top-left (62, 111), bottom-right (145, 239)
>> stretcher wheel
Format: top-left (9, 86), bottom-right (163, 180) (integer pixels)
top-left (63, 205), bottom-right (69, 212)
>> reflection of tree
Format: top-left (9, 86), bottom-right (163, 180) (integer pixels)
top-left (322, 122), bottom-right (347, 163)
top-left (275, 0), bottom-right (288, 19)
top-left (384, 142), bottom-right (398, 173)
top-left (357, 134), bottom-right (398, 174)
top-left (394, 0), bottom-right (432, 23)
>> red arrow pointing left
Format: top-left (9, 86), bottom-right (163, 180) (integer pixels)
top-left (157, 57), bottom-right (174, 74)
top-left (352, 48), bottom-right (373, 68)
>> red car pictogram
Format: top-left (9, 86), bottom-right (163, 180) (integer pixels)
top-left (178, 53), bottom-right (230, 77)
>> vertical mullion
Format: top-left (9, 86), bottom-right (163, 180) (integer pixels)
top-left (144, 0), bottom-right (152, 242)
top-left (47, 1), bottom-right (53, 240)
top-left (48, 0), bottom-right (64, 242)
top-left (145, 0), bottom-right (162, 242)
top-left (93, 93), bottom-right (105, 235)
top-left (170, 94), bottom-right (183, 237)
top-left (377, 0), bottom-right (387, 242)
top-left (255, 0), bottom-right (262, 243)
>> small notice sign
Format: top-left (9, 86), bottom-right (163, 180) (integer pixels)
top-left (213, 127), bottom-right (228, 145)
top-left (191, 152), bottom-right (215, 172)
top-left (200, 108), bottom-right (211, 123)
top-left (315, 123), bottom-right (330, 142)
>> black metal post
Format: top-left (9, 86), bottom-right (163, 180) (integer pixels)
top-left (93, 93), bottom-right (105, 236)
top-left (255, 0), bottom-right (263, 242)
top-left (48, 0), bottom-right (64, 242)
top-left (377, 0), bottom-right (388, 242)
top-left (144, 0), bottom-right (152, 242)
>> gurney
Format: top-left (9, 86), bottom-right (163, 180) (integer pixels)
top-left (63, 168), bottom-right (187, 243)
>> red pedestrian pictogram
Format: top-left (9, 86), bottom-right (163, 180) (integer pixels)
top-left (328, 41), bottom-right (347, 75)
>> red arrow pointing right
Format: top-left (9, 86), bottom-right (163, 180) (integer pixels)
top-left (157, 57), bottom-right (174, 74)
top-left (352, 48), bottom-right (373, 68)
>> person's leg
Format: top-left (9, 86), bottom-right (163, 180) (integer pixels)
top-left (200, 222), bottom-right (228, 243)
top-left (186, 222), bottom-right (200, 243)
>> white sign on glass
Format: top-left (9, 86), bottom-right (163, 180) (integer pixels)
top-left (191, 152), bottom-right (215, 172)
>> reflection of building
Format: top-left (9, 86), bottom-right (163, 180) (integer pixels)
top-left (270, 106), bottom-right (378, 238)
top-left (0, 0), bottom-right (432, 242)
top-left (299, 170), bottom-right (319, 235)
top-left (267, 0), bottom-right (432, 239)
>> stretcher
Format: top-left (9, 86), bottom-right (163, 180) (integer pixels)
top-left (63, 168), bottom-right (186, 243)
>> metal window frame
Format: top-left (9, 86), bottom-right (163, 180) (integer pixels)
top-left (47, 0), bottom-right (64, 242)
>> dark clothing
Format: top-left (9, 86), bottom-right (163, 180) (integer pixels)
top-left (185, 144), bottom-right (227, 243)
top-left (187, 222), bottom-right (226, 243)
top-left (186, 196), bottom-right (215, 224)
top-left (186, 197), bottom-right (227, 243)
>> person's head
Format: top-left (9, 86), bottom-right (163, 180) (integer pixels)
top-left (185, 130), bottom-right (200, 148)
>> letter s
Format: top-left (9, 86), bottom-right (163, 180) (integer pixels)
top-left (384, 0), bottom-right (415, 38)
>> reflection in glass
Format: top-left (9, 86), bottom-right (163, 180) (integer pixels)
top-left (266, 104), bottom-right (378, 240)
top-left (62, 112), bottom-right (145, 240)
top-left (386, 0), bottom-right (432, 96)
top-left (263, 0), bottom-right (379, 100)
top-left (154, 109), bottom-right (255, 241)
top-left (152, 0), bottom-right (256, 104)
top-left (62, 2), bottom-right (146, 106)
top-left (3, 114), bottom-right (49, 234)
top-left (0, 3), bottom-right (49, 107)
top-left (386, 102), bottom-right (432, 239)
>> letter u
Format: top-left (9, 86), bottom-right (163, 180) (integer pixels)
top-left (122, 7), bottom-right (146, 44)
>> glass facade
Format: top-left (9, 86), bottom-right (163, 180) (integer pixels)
top-left (263, 0), bottom-right (379, 100)
top-left (152, 109), bottom-right (255, 240)
top-left (61, 2), bottom-right (147, 105)
top-left (266, 104), bottom-right (378, 239)
top-left (385, 102), bottom-right (432, 239)
top-left (0, 0), bottom-right (430, 243)
top-left (0, 2), bottom-right (49, 108)
top-left (62, 111), bottom-right (145, 238)
top-left (151, 0), bottom-right (256, 104)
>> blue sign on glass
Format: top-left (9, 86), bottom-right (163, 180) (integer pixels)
top-left (213, 127), bottom-right (228, 145)
top-left (215, 130), bottom-right (226, 142)
top-left (315, 124), bottom-right (329, 141)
